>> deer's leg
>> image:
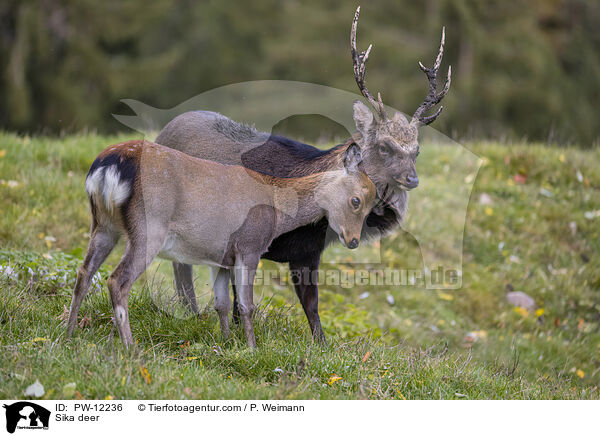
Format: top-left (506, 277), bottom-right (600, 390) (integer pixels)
top-left (173, 262), bottom-right (199, 316)
top-left (67, 227), bottom-right (119, 337)
top-left (107, 235), bottom-right (163, 347)
top-left (290, 255), bottom-right (326, 344)
top-left (231, 271), bottom-right (240, 325)
top-left (233, 255), bottom-right (259, 348)
top-left (210, 266), bottom-right (231, 339)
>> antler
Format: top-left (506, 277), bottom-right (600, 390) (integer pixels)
top-left (411, 27), bottom-right (452, 126)
top-left (351, 6), bottom-right (387, 121)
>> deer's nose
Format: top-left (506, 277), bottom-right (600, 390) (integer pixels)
top-left (405, 174), bottom-right (419, 189)
top-left (347, 238), bottom-right (359, 249)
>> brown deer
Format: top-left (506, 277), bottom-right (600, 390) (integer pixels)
top-left (66, 140), bottom-right (375, 347)
top-left (155, 7), bottom-right (451, 342)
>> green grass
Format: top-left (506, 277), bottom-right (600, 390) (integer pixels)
top-left (0, 131), bottom-right (599, 399)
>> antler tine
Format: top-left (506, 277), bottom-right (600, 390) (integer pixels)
top-left (351, 6), bottom-right (387, 120)
top-left (411, 27), bottom-right (452, 126)
top-left (377, 92), bottom-right (386, 119)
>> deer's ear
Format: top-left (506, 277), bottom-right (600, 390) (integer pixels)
top-left (343, 143), bottom-right (362, 173)
top-left (353, 100), bottom-right (375, 135)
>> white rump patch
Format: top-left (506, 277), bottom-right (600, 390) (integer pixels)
top-left (103, 165), bottom-right (131, 206)
top-left (85, 165), bottom-right (131, 213)
top-left (85, 166), bottom-right (105, 199)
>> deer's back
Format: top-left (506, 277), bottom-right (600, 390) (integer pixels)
top-left (156, 111), bottom-right (346, 178)
top-left (88, 140), bottom-right (296, 266)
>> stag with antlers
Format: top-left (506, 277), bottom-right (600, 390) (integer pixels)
top-left (147, 6), bottom-right (452, 344)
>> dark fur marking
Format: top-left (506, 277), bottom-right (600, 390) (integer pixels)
top-left (237, 135), bottom-right (398, 260)
top-left (86, 149), bottom-right (139, 214)
top-left (240, 135), bottom-right (343, 179)
top-left (87, 152), bottom-right (137, 185)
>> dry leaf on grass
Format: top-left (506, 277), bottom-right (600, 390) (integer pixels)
top-left (78, 315), bottom-right (91, 328)
top-left (56, 305), bottom-right (69, 323)
top-left (139, 366), bottom-right (152, 384)
top-left (327, 374), bottom-right (342, 386)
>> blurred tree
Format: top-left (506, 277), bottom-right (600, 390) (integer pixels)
top-left (0, 0), bottom-right (598, 145)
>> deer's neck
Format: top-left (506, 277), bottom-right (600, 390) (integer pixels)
top-left (266, 173), bottom-right (327, 236)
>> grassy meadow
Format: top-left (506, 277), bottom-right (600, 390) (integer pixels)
top-left (0, 131), bottom-right (599, 399)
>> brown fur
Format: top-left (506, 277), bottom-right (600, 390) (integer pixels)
top-left (67, 140), bottom-right (375, 348)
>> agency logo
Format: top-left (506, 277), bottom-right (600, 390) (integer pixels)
top-left (2, 402), bottom-right (50, 434)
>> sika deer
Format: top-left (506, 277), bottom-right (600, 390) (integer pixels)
top-left (66, 140), bottom-right (375, 347)
top-left (155, 7), bottom-right (451, 342)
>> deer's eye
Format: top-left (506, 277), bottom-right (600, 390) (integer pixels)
top-left (378, 144), bottom-right (389, 155)
top-left (351, 197), bottom-right (361, 209)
